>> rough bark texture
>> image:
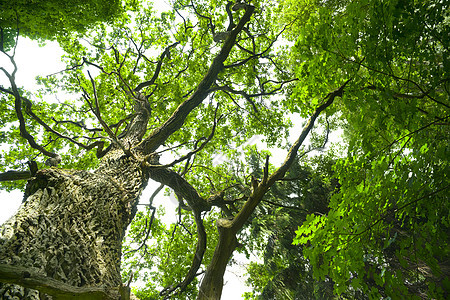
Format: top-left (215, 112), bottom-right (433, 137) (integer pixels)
top-left (0, 150), bottom-right (147, 299)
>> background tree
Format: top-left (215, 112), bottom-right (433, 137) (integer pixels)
top-left (243, 153), bottom-right (337, 299)
top-left (288, 0), bottom-right (449, 299)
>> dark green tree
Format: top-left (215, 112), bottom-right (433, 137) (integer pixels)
top-left (289, 0), bottom-right (449, 299)
top-left (244, 153), bottom-right (337, 299)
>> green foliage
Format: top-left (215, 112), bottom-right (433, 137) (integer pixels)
top-left (290, 0), bottom-right (450, 298)
top-left (0, 0), bottom-right (128, 50)
top-left (1, 0), bottom-right (295, 193)
top-left (2, 0), bottom-right (448, 298)
top-left (121, 205), bottom-right (220, 299)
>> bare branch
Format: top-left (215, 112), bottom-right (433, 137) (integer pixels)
top-left (225, 1), bottom-right (236, 31)
top-left (268, 79), bottom-right (352, 183)
top-left (2, 66), bottom-right (111, 158)
top-left (230, 79), bottom-right (351, 234)
top-left (51, 118), bottom-right (102, 132)
top-left (148, 167), bottom-right (210, 212)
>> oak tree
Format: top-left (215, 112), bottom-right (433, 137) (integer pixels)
top-left (1, 0), bottom-right (448, 299)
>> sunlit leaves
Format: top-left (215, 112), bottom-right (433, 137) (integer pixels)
top-left (122, 206), bottom-right (221, 299)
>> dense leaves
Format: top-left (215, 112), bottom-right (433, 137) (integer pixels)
top-left (290, 0), bottom-right (449, 299)
top-left (244, 154), bottom-right (337, 299)
top-left (0, 0), bottom-right (125, 50)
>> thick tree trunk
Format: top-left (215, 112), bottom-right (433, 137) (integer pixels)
top-left (0, 150), bottom-right (146, 299)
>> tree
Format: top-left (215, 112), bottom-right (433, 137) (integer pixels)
top-left (0, 0), bottom-right (347, 299)
top-left (1, 0), bottom-right (448, 299)
top-left (244, 154), bottom-right (338, 299)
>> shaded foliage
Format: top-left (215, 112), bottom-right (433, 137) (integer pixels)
top-left (244, 154), bottom-right (338, 299)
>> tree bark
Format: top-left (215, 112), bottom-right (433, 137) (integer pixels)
top-left (0, 150), bottom-right (147, 299)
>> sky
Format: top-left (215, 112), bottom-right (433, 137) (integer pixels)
top-left (0, 36), bottom-right (252, 298)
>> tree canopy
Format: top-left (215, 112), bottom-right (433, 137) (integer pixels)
top-left (0, 0), bottom-right (126, 51)
top-left (0, 0), bottom-right (448, 299)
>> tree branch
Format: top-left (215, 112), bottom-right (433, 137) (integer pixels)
top-left (0, 170), bottom-right (31, 182)
top-left (147, 167), bottom-right (210, 212)
top-left (230, 79), bottom-right (351, 232)
top-left (1, 68), bottom-right (110, 159)
top-left (198, 79), bottom-right (351, 298)
top-left (82, 72), bottom-right (133, 157)
top-left (0, 263), bottom-right (120, 300)
top-left (134, 42), bottom-right (180, 92)
top-left (146, 105), bottom-right (223, 169)
top-left (160, 211), bottom-right (206, 298)
top-left (209, 79), bottom-right (297, 112)
top-left (137, 5), bottom-right (256, 154)
top-left (1, 63), bottom-right (59, 159)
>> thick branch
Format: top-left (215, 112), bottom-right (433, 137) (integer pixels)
top-left (137, 5), bottom-right (255, 154)
top-left (0, 170), bottom-right (31, 181)
top-left (148, 167), bottom-right (210, 212)
top-left (268, 79), bottom-right (351, 184)
top-left (231, 79), bottom-right (351, 232)
top-left (0, 263), bottom-right (119, 300)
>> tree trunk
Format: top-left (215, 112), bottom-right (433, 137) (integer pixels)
top-left (0, 150), bottom-right (146, 299)
top-left (197, 219), bottom-right (238, 300)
